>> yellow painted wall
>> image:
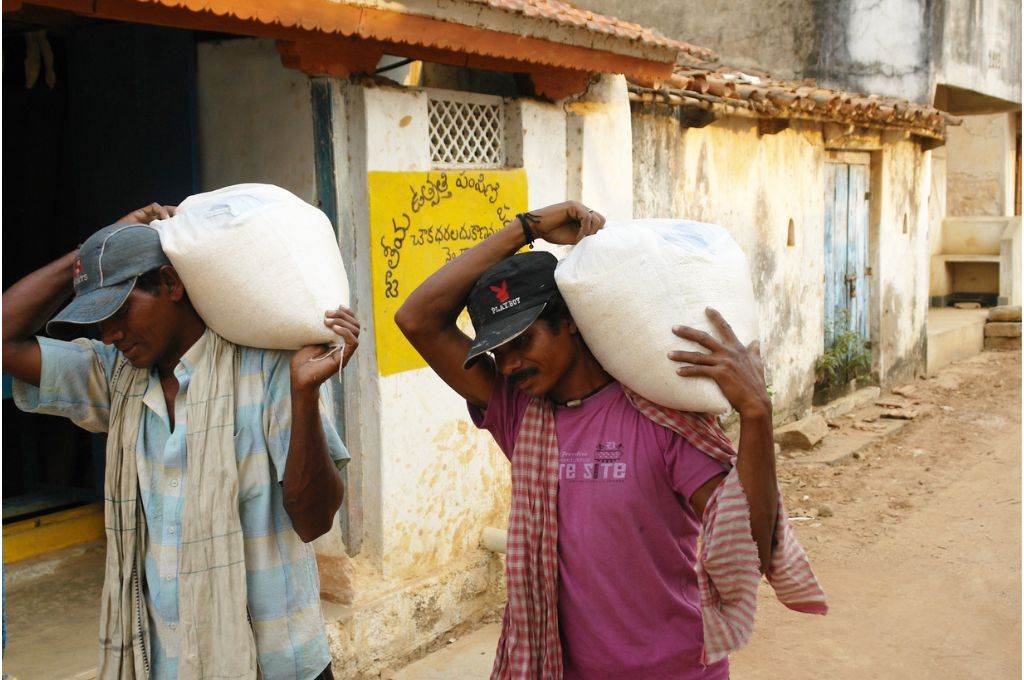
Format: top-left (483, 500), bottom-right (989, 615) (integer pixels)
top-left (368, 169), bottom-right (528, 376)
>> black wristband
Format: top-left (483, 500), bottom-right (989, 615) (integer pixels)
top-left (517, 212), bottom-right (539, 249)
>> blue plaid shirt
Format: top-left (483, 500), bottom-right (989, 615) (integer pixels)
top-left (14, 332), bottom-right (348, 679)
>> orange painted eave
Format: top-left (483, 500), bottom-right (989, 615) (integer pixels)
top-left (18, 0), bottom-right (677, 83)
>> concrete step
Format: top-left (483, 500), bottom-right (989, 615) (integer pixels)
top-left (985, 336), bottom-right (1022, 351)
top-left (988, 305), bottom-right (1022, 322)
top-left (985, 321), bottom-right (1022, 337)
top-left (390, 623), bottom-right (500, 680)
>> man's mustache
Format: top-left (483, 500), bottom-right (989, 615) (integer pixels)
top-left (508, 367), bottom-right (539, 387)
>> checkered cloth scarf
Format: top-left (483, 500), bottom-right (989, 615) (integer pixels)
top-left (490, 386), bottom-right (828, 679)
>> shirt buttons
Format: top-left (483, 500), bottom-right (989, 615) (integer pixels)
top-left (168, 527), bottom-right (176, 535)
top-left (170, 479), bottom-right (179, 488)
top-left (164, 575), bottom-right (172, 581)
top-left (169, 623), bottom-right (177, 630)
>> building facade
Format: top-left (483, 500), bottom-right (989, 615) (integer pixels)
top-left (1, 0), bottom-right (984, 676)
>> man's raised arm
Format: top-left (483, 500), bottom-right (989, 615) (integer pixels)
top-left (2, 251), bottom-right (78, 386)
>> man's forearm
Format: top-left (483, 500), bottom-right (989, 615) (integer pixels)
top-left (2, 251), bottom-right (78, 384)
top-left (282, 387), bottom-right (344, 542)
top-left (735, 407), bottom-right (778, 573)
top-left (3, 251), bottom-right (77, 341)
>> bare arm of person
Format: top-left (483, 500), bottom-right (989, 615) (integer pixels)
top-left (2, 252), bottom-right (79, 386)
top-left (671, 309), bottom-right (778, 573)
top-left (394, 201), bottom-right (604, 407)
top-left (282, 305), bottom-right (360, 542)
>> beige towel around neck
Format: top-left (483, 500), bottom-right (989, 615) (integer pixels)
top-left (98, 331), bottom-right (257, 679)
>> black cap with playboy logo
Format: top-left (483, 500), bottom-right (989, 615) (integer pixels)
top-left (463, 251), bottom-right (559, 368)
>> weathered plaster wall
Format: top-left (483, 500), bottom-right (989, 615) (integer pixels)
top-left (946, 112), bottom-right (1018, 216)
top-left (936, 0), bottom-right (1022, 107)
top-left (928, 144), bottom-right (951, 299)
top-left (874, 134), bottom-right (932, 384)
top-left (324, 83), bottom-right (510, 677)
top-left (816, 0), bottom-right (933, 103)
top-left (576, 0), bottom-right (1020, 108)
top-left (631, 110), bottom-right (932, 415)
top-left (573, 0), bottom-right (817, 79)
top-left (195, 45), bottom-right (513, 674)
top-left (196, 38), bottom-right (317, 201)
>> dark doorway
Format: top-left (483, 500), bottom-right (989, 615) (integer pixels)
top-left (3, 12), bottom-right (199, 523)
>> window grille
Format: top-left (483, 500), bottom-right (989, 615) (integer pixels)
top-left (428, 91), bottom-right (506, 168)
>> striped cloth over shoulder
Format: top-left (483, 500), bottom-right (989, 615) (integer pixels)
top-left (623, 388), bottom-right (828, 665)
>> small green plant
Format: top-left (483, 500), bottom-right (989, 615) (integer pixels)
top-left (816, 325), bottom-right (872, 391)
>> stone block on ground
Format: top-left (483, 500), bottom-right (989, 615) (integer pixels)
top-left (815, 386), bottom-right (880, 421)
top-left (984, 322), bottom-right (1022, 338)
top-left (985, 336), bottom-right (1022, 351)
top-left (880, 408), bottom-right (919, 420)
top-left (892, 384), bottom-right (918, 398)
top-left (774, 414), bottom-right (829, 450)
top-left (988, 305), bottom-right (1022, 322)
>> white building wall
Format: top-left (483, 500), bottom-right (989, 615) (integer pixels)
top-left (509, 99), bottom-right (569, 208)
top-left (566, 75), bottom-right (634, 219)
top-left (196, 38), bottom-right (318, 202)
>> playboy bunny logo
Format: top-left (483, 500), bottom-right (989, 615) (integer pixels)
top-left (489, 280), bottom-right (510, 303)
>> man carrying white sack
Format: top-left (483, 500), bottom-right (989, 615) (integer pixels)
top-left (2, 203), bottom-right (358, 680)
top-left (396, 201), bottom-right (827, 679)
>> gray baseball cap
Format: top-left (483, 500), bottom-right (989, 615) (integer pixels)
top-left (46, 222), bottom-right (171, 339)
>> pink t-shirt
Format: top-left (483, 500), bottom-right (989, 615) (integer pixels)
top-left (470, 377), bottom-right (730, 679)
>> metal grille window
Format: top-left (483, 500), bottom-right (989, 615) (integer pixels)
top-left (428, 91), bottom-right (506, 168)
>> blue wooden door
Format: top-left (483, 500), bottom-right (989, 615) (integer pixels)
top-left (824, 155), bottom-right (870, 347)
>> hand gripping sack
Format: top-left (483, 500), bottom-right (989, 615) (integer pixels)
top-left (153, 184), bottom-right (349, 349)
top-left (554, 219), bottom-right (759, 414)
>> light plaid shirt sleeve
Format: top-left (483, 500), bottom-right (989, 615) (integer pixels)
top-left (12, 336), bottom-right (119, 433)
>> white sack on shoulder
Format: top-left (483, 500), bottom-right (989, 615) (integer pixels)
top-left (153, 183), bottom-right (349, 350)
top-left (554, 219), bottom-right (759, 414)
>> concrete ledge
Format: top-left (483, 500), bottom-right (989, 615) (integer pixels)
top-left (784, 418), bottom-right (911, 466)
top-left (941, 216), bottom-right (1012, 255)
top-left (932, 253), bottom-right (1001, 264)
top-left (2, 503), bottom-right (104, 564)
top-left (926, 308), bottom-right (989, 376)
top-left (815, 386), bottom-right (881, 421)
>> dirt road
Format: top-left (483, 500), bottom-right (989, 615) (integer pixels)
top-left (395, 350), bottom-right (1021, 680)
top-left (731, 350), bottom-right (1021, 679)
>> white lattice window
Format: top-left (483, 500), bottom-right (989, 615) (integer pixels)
top-left (427, 90), bottom-right (506, 168)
